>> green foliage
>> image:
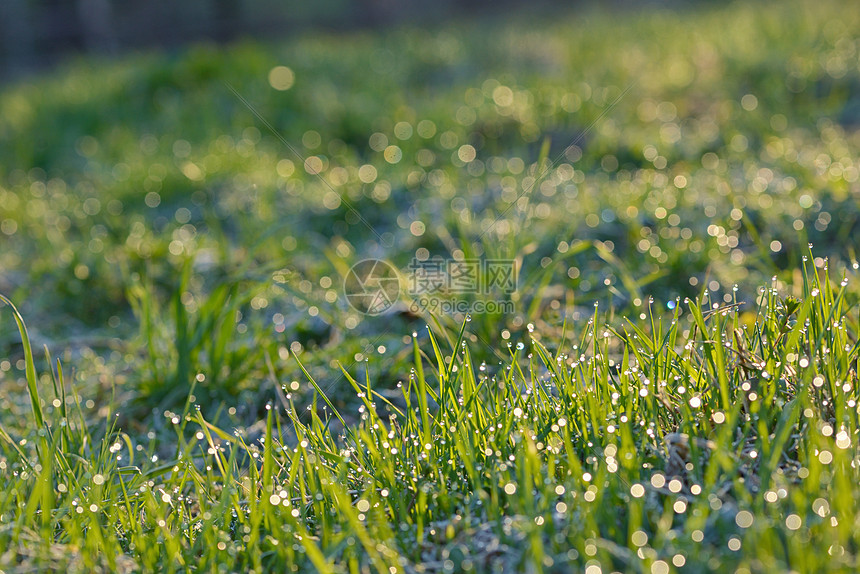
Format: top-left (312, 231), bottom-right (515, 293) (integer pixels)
top-left (1, 0), bottom-right (860, 570)
top-left (1, 257), bottom-right (859, 572)
top-left (1, 0), bottom-right (859, 348)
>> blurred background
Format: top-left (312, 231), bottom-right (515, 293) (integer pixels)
top-left (0, 0), bottom-right (586, 78)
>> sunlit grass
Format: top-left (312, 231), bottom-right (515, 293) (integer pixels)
top-left (1, 256), bottom-right (859, 571)
top-left (1, 0), bottom-right (860, 570)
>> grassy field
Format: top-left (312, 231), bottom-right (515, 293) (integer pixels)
top-left (1, 0), bottom-right (860, 571)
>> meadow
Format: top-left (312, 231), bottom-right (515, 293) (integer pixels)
top-left (1, 0), bottom-right (860, 571)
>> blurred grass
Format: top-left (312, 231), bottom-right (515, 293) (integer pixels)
top-left (1, 250), bottom-right (859, 572)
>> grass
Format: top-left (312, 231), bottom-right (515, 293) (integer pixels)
top-left (1, 0), bottom-right (860, 571)
top-left (1, 256), bottom-right (859, 572)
